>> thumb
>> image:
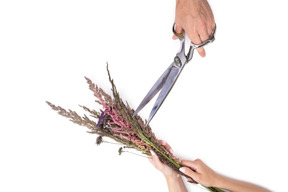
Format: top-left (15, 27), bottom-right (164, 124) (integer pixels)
top-left (174, 23), bottom-right (183, 34)
top-left (172, 23), bottom-right (183, 40)
top-left (150, 150), bottom-right (163, 168)
top-left (179, 167), bottom-right (199, 182)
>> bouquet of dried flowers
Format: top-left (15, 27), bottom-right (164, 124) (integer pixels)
top-left (47, 64), bottom-right (224, 192)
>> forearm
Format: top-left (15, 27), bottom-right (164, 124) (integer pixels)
top-left (165, 174), bottom-right (188, 192)
top-left (215, 174), bottom-right (271, 192)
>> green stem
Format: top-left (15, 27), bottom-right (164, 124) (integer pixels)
top-left (119, 93), bottom-right (225, 192)
top-left (107, 64), bottom-right (180, 167)
top-left (110, 135), bottom-right (150, 155)
top-left (107, 64), bottom-right (225, 192)
top-left (115, 90), bottom-right (180, 168)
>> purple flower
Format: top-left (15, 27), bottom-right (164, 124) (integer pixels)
top-left (97, 111), bottom-right (107, 128)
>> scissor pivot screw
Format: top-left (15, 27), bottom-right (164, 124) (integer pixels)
top-left (174, 56), bottom-right (182, 67)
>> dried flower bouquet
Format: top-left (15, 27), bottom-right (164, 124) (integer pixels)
top-left (47, 64), bottom-right (224, 192)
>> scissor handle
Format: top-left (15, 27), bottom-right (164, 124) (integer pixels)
top-left (172, 23), bottom-right (216, 49)
top-left (172, 24), bottom-right (184, 39)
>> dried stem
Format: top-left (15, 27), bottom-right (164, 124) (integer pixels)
top-left (46, 63), bottom-right (225, 192)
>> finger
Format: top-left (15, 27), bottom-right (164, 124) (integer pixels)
top-left (148, 153), bottom-right (152, 161)
top-left (150, 150), bottom-right (163, 168)
top-left (173, 22), bottom-right (184, 39)
top-left (199, 30), bottom-right (209, 43)
top-left (197, 26), bottom-right (210, 57)
top-left (197, 47), bottom-right (206, 57)
top-left (159, 140), bottom-right (174, 154)
top-left (159, 140), bottom-right (168, 146)
top-left (212, 22), bottom-right (216, 32)
top-left (148, 150), bottom-right (155, 163)
top-left (210, 23), bottom-right (216, 38)
top-left (179, 167), bottom-right (199, 182)
top-left (149, 153), bottom-right (157, 167)
top-left (150, 150), bottom-right (157, 159)
top-left (203, 9), bottom-right (214, 36)
top-left (174, 22), bottom-right (183, 34)
top-left (201, 0), bottom-right (215, 35)
top-left (148, 157), bottom-right (153, 164)
top-left (172, 35), bottom-right (178, 40)
top-left (207, 27), bottom-right (212, 37)
top-left (186, 30), bottom-right (206, 57)
top-left (207, 21), bottom-right (215, 36)
top-left (188, 32), bottom-right (202, 45)
top-left (187, 178), bottom-right (194, 183)
top-left (210, 12), bottom-right (216, 32)
top-left (181, 160), bottom-right (199, 170)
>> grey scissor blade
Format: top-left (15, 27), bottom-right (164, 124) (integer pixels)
top-left (147, 63), bottom-right (184, 124)
top-left (133, 63), bottom-right (174, 117)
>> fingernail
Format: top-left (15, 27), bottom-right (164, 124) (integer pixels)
top-left (150, 150), bottom-right (155, 156)
top-left (169, 149), bottom-right (174, 154)
top-left (161, 140), bottom-right (167, 145)
top-left (179, 167), bottom-right (186, 173)
top-left (202, 51), bottom-right (206, 57)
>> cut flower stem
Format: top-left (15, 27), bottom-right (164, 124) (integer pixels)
top-left (47, 63), bottom-right (225, 192)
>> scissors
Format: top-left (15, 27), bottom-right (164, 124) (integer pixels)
top-left (133, 23), bottom-right (216, 124)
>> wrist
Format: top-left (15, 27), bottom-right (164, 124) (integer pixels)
top-left (212, 173), bottom-right (227, 189)
top-left (165, 174), bottom-right (184, 187)
top-left (164, 172), bottom-right (188, 192)
top-left (164, 172), bottom-right (181, 181)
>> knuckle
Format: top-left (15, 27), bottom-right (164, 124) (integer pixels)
top-left (181, 160), bottom-right (188, 164)
top-left (207, 27), bottom-right (212, 36)
top-left (190, 174), bottom-right (199, 182)
top-left (198, 20), bottom-right (207, 32)
top-left (184, 21), bottom-right (196, 34)
top-left (197, 174), bottom-right (203, 182)
top-left (186, 27), bottom-right (197, 38)
top-left (195, 158), bottom-right (201, 163)
top-left (186, 168), bottom-right (194, 176)
top-left (195, 158), bottom-right (203, 165)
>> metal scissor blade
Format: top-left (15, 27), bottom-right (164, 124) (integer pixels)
top-left (132, 63), bottom-right (174, 117)
top-left (147, 63), bottom-right (184, 124)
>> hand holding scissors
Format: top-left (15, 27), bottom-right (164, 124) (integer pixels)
top-left (133, 23), bottom-right (216, 124)
top-left (174, 0), bottom-right (216, 57)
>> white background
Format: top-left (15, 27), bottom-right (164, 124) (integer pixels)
top-left (0, 0), bottom-right (287, 191)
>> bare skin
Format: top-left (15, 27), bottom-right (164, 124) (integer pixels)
top-left (150, 2), bottom-right (269, 190)
top-left (149, 141), bottom-right (187, 192)
top-left (180, 159), bottom-right (271, 192)
top-left (174, 0), bottom-right (216, 57)
top-left (149, 141), bottom-right (271, 192)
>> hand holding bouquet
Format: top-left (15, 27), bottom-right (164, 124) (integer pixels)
top-left (47, 64), bottom-right (224, 192)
